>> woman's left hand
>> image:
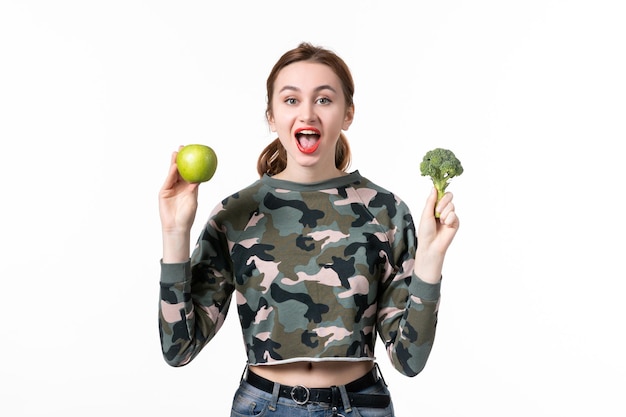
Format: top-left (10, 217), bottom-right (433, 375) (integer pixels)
top-left (414, 187), bottom-right (460, 283)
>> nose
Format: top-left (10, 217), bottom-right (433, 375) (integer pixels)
top-left (299, 102), bottom-right (317, 123)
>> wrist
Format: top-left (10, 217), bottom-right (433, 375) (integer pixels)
top-left (414, 250), bottom-right (445, 284)
top-left (162, 230), bottom-right (191, 263)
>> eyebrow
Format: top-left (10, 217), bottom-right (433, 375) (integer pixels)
top-left (278, 84), bottom-right (338, 94)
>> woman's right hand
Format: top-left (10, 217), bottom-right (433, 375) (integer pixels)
top-left (159, 148), bottom-right (199, 262)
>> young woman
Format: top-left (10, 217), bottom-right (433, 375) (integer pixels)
top-left (158, 42), bottom-right (459, 417)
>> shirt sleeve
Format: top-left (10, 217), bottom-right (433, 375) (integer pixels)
top-left (376, 200), bottom-right (441, 377)
top-left (158, 214), bottom-right (235, 367)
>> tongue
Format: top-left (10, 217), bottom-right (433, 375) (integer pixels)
top-left (298, 135), bottom-right (319, 149)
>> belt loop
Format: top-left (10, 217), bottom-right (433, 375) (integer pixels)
top-left (239, 362), bottom-right (249, 383)
top-left (268, 382), bottom-right (280, 411)
top-left (375, 362), bottom-right (388, 387)
top-left (330, 385), bottom-right (340, 408)
top-left (338, 384), bottom-right (352, 413)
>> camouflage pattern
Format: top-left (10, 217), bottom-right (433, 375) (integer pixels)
top-left (159, 171), bottom-right (441, 377)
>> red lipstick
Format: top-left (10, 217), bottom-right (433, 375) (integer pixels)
top-left (295, 127), bottom-right (321, 154)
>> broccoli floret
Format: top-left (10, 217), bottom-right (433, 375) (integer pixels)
top-left (420, 148), bottom-right (463, 217)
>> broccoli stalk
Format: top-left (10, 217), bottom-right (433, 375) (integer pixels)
top-left (420, 148), bottom-right (464, 217)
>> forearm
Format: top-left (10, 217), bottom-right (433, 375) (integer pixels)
top-left (159, 260), bottom-right (232, 367)
top-left (380, 274), bottom-right (440, 377)
top-left (387, 297), bottom-right (439, 377)
top-left (159, 265), bottom-right (205, 367)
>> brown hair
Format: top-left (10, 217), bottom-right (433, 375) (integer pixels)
top-left (257, 42), bottom-right (354, 177)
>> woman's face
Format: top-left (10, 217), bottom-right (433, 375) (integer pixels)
top-left (268, 61), bottom-right (354, 179)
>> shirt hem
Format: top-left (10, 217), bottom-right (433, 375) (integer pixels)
top-left (250, 357), bottom-right (376, 366)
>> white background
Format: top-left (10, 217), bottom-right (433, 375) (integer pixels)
top-left (1, 1), bottom-right (624, 415)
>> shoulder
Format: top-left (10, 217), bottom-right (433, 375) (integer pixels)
top-left (209, 179), bottom-right (266, 224)
top-left (349, 173), bottom-right (411, 217)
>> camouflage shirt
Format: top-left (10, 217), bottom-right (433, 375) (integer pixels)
top-left (159, 171), bottom-right (441, 377)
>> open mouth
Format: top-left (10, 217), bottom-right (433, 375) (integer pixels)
top-left (295, 129), bottom-right (321, 154)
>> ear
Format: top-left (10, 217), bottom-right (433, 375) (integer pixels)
top-left (342, 104), bottom-right (355, 130)
top-left (267, 111), bottom-right (277, 132)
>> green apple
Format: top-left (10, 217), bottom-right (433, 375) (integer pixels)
top-left (176, 144), bottom-right (218, 183)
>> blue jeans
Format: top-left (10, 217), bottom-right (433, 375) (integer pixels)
top-left (230, 371), bottom-right (395, 417)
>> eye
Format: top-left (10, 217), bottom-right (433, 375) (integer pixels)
top-left (317, 97), bottom-right (331, 105)
top-left (285, 98), bottom-right (297, 105)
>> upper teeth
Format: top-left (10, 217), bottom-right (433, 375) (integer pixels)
top-left (298, 130), bottom-right (317, 135)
